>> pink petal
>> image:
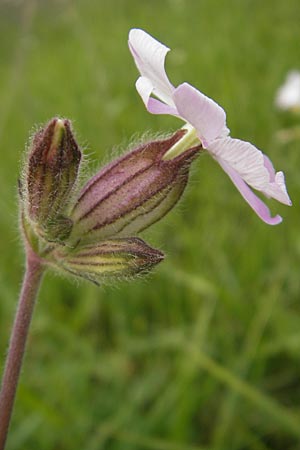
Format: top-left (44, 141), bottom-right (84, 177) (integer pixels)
top-left (272, 171), bottom-right (291, 205)
top-left (209, 137), bottom-right (291, 205)
top-left (209, 138), bottom-right (267, 189)
top-left (136, 77), bottom-right (179, 115)
top-left (218, 159), bottom-right (282, 225)
top-left (128, 29), bottom-right (175, 106)
top-left (173, 82), bottom-right (229, 147)
top-left (263, 156), bottom-right (292, 205)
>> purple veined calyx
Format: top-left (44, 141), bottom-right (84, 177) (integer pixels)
top-left (20, 119), bottom-right (200, 284)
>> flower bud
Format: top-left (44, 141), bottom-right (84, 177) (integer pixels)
top-left (68, 130), bottom-right (200, 245)
top-left (51, 237), bottom-right (164, 284)
top-left (23, 118), bottom-right (81, 241)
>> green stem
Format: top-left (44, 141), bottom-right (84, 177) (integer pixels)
top-left (0, 249), bottom-right (44, 450)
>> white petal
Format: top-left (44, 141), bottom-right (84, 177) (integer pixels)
top-left (209, 138), bottom-right (269, 189)
top-left (128, 29), bottom-right (175, 106)
top-left (173, 82), bottom-right (229, 147)
top-left (261, 156), bottom-right (291, 204)
top-left (218, 159), bottom-right (283, 225)
top-left (136, 77), bottom-right (179, 115)
top-left (264, 171), bottom-right (292, 205)
top-left (209, 137), bottom-right (291, 205)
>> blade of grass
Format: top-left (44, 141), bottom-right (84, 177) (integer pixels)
top-left (212, 279), bottom-right (282, 449)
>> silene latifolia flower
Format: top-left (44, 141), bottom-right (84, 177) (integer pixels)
top-left (20, 118), bottom-right (199, 284)
top-left (0, 31), bottom-right (293, 449)
top-left (128, 28), bottom-right (292, 224)
top-left (1, 65), bottom-right (201, 449)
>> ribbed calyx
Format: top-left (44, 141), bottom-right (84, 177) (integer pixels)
top-left (22, 118), bottom-right (81, 242)
top-left (20, 119), bottom-right (200, 284)
top-left (69, 130), bottom-right (199, 245)
top-left (50, 238), bottom-right (164, 285)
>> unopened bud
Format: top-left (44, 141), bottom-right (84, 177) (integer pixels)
top-left (51, 237), bottom-right (164, 284)
top-left (68, 130), bottom-right (200, 246)
top-left (23, 118), bottom-right (81, 241)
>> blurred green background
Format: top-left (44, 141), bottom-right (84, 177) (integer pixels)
top-left (1, 0), bottom-right (300, 449)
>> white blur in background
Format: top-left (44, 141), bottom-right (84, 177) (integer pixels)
top-left (275, 70), bottom-right (300, 112)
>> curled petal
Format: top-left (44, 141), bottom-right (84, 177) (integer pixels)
top-left (129, 28), bottom-right (175, 105)
top-left (262, 156), bottom-right (292, 204)
top-left (173, 83), bottom-right (229, 147)
top-left (218, 159), bottom-right (282, 225)
top-left (208, 137), bottom-right (291, 205)
top-left (136, 77), bottom-right (179, 115)
top-left (209, 138), bottom-right (267, 189)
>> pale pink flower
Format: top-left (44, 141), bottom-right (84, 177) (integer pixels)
top-left (128, 29), bottom-right (291, 225)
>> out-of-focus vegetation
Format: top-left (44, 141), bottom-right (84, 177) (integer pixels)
top-left (1, 0), bottom-right (300, 449)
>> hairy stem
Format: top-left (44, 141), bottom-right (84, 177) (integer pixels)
top-left (0, 249), bottom-right (44, 450)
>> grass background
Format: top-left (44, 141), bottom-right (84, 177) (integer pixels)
top-left (0, 0), bottom-right (300, 449)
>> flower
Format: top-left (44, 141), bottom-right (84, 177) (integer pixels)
top-left (128, 29), bottom-right (292, 225)
top-left (275, 70), bottom-right (300, 112)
